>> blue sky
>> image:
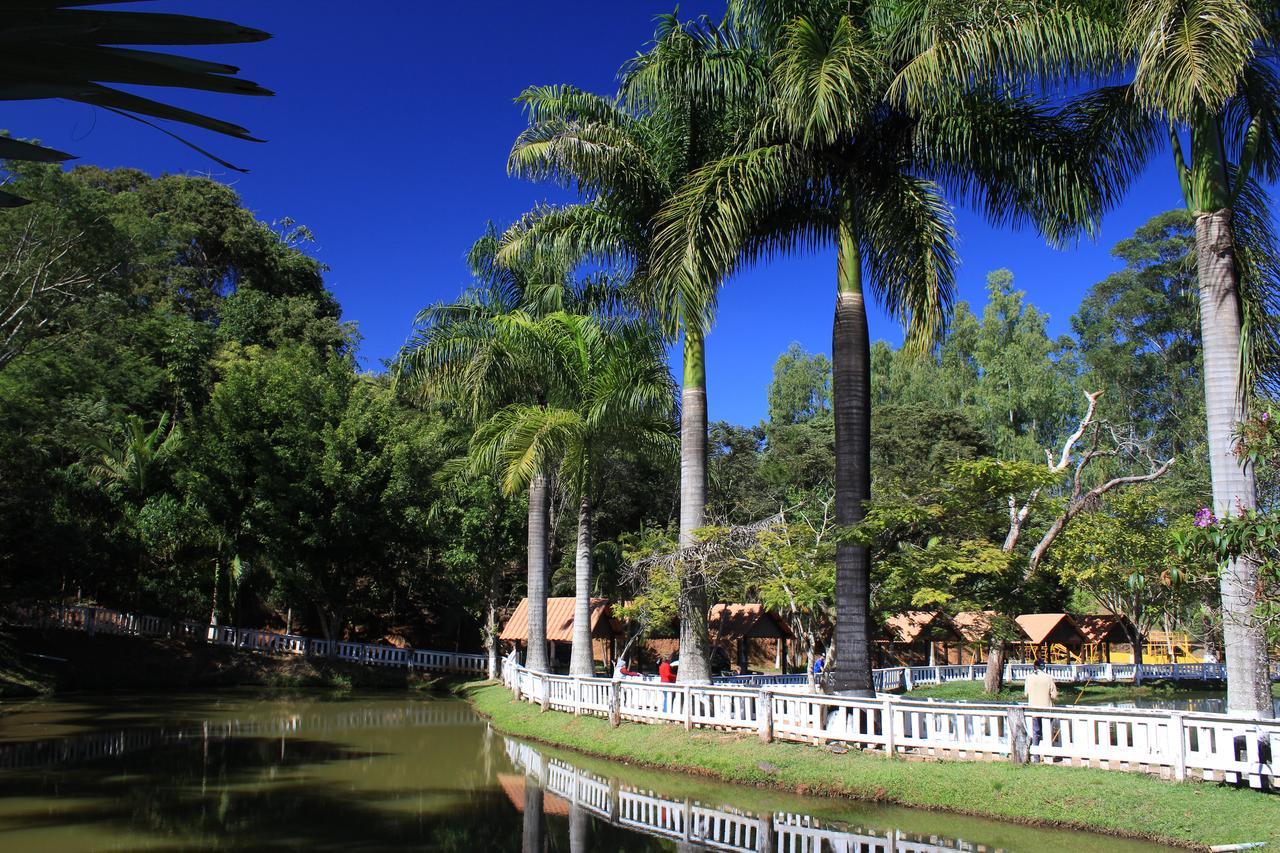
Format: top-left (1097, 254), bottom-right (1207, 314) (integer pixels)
top-left (7, 1), bottom-right (1188, 425)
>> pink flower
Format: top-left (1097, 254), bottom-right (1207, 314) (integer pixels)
top-left (1194, 507), bottom-right (1216, 528)
top-left (1262, 411), bottom-right (1271, 423)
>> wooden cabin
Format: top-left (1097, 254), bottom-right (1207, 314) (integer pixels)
top-left (1015, 613), bottom-right (1087, 663)
top-left (499, 597), bottom-right (624, 671)
top-left (949, 610), bottom-right (1010, 664)
top-left (878, 611), bottom-right (964, 667)
top-left (1074, 614), bottom-right (1135, 663)
top-left (706, 603), bottom-right (795, 674)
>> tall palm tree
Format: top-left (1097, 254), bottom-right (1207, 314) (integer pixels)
top-left (891, 0), bottom-right (1279, 717)
top-left (504, 13), bottom-right (763, 682)
top-left (653, 0), bottom-right (1113, 693)
top-left (1, 1), bottom-right (271, 206)
top-left (470, 312), bottom-right (677, 676)
top-left (398, 231), bottom-right (590, 673)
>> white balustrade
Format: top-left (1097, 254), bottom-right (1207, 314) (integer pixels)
top-left (507, 736), bottom-right (1007, 852)
top-left (28, 603), bottom-right (486, 675)
top-left (500, 659), bottom-right (1279, 789)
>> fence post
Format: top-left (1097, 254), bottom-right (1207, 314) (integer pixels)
top-left (758, 689), bottom-right (774, 743)
top-left (1105, 663), bottom-right (1114, 682)
top-left (1168, 712), bottom-right (1187, 782)
top-left (574, 678), bottom-right (582, 716)
top-left (903, 668), bottom-right (913, 691)
top-left (883, 696), bottom-right (896, 756)
top-left (683, 685), bottom-right (693, 731)
top-left (540, 675), bottom-right (550, 713)
top-left (609, 679), bottom-right (621, 727)
top-left (1007, 707), bottom-right (1029, 764)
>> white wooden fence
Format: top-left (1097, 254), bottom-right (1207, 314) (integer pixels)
top-left (506, 737), bottom-right (1015, 852)
top-left (33, 604), bottom-right (487, 675)
top-left (713, 661), bottom-right (1242, 692)
top-left (503, 661), bottom-right (1279, 789)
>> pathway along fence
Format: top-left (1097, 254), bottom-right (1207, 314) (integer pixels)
top-left (505, 737), bottom-right (1001, 853)
top-left (502, 661), bottom-right (1279, 789)
top-left (31, 604), bottom-right (487, 676)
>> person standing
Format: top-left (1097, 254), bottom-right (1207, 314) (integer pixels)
top-left (658, 655), bottom-right (676, 714)
top-left (658, 656), bottom-right (676, 683)
top-left (1024, 657), bottom-right (1058, 751)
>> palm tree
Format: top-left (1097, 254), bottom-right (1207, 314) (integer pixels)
top-left (891, 0), bottom-right (1279, 717)
top-left (91, 412), bottom-right (183, 499)
top-left (470, 312), bottom-right (677, 676)
top-left (398, 231), bottom-right (588, 672)
top-left (652, 0), bottom-right (1111, 693)
top-left (1, 1), bottom-right (271, 206)
top-left (503, 14), bottom-right (763, 682)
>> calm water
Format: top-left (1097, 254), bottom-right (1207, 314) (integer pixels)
top-left (0, 690), bottom-right (1174, 852)
top-left (1076, 692), bottom-right (1280, 716)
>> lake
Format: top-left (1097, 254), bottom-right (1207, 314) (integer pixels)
top-left (0, 690), bottom-right (1175, 851)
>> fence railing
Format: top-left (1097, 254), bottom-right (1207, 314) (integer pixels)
top-left (505, 736), bottom-right (1004, 852)
top-left (710, 661), bottom-right (1242, 693)
top-left (502, 660), bottom-right (1278, 790)
top-left (32, 604), bottom-right (487, 676)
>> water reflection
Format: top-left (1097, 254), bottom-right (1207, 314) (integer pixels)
top-left (0, 691), bottom-right (1169, 852)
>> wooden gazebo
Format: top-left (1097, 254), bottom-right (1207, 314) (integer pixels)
top-left (706, 603), bottom-right (794, 673)
top-left (1074, 614), bottom-right (1135, 663)
top-left (499, 597), bottom-right (624, 670)
top-left (1015, 613), bottom-right (1087, 663)
top-left (879, 611), bottom-right (964, 667)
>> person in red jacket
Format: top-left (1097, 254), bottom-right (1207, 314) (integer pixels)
top-left (658, 656), bottom-right (676, 683)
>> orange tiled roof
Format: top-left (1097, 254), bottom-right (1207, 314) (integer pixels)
top-left (883, 611), bottom-right (961, 644)
top-left (951, 611), bottom-right (1001, 643)
top-left (707, 603), bottom-right (794, 640)
top-left (1074, 614), bottom-right (1133, 644)
top-left (498, 597), bottom-right (620, 643)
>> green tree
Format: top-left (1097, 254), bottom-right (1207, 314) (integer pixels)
top-left (652, 1), bottom-right (1098, 692)
top-left (503, 13), bottom-right (764, 682)
top-left (767, 343), bottom-right (831, 424)
top-left (1054, 487), bottom-right (1205, 682)
top-left (398, 231), bottom-right (603, 672)
top-left (468, 313), bottom-right (676, 675)
top-left (899, 0), bottom-right (1280, 716)
top-left (1072, 209), bottom-right (1207, 510)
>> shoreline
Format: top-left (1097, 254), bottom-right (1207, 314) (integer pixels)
top-left (463, 680), bottom-right (1280, 851)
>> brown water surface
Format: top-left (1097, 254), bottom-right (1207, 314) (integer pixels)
top-left (0, 690), bottom-right (1175, 851)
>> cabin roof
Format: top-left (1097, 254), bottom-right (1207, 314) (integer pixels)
top-left (707, 603), bottom-right (794, 640)
top-left (1074, 614), bottom-right (1133, 644)
top-left (1016, 613), bottom-right (1086, 646)
top-left (883, 611), bottom-right (962, 644)
top-left (951, 610), bottom-right (1004, 643)
top-left (498, 597), bottom-right (620, 643)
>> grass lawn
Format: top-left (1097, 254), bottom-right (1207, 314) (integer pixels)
top-left (466, 681), bottom-right (1280, 850)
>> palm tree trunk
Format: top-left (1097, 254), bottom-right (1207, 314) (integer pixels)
top-left (829, 215), bottom-right (874, 696)
top-left (678, 327), bottom-right (712, 683)
top-left (1195, 208), bottom-right (1273, 718)
top-left (569, 489), bottom-right (595, 676)
top-left (522, 779), bottom-right (545, 853)
top-left (526, 473), bottom-right (551, 673)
